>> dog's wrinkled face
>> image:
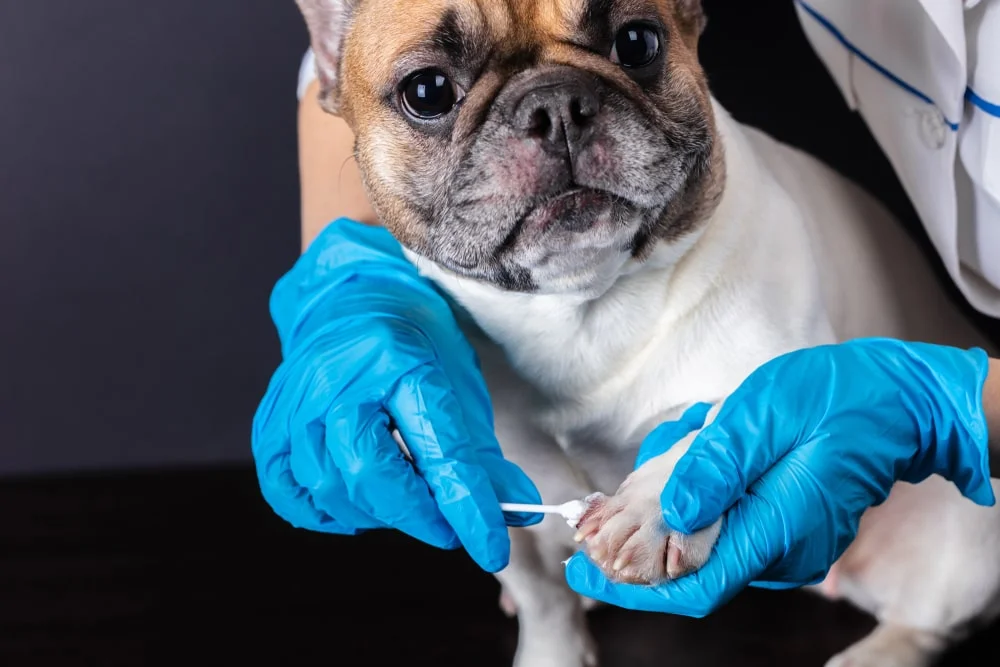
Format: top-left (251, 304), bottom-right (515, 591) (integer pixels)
top-left (299, 0), bottom-right (722, 293)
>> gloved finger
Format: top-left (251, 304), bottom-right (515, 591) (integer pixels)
top-left (251, 364), bottom-right (362, 534)
top-left (660, 391), bottom-right (799, 534)
top-left (325, 399), bottom-right (462, 550)
top-left (748, 577), bottom-right (821, 590)
top-left (480, 456), bottom-right (544, 527)
top-left (744, 455), bottom-right (839, 590)
top-left (635, 402), bottom-right (714, 469)
top-left (563, 540), bottom-right (742, 618)
top-left (388, 365), bottom-right (512, 573)
top-left (288, 405), bottom-right (384, 533)
top-left (710, 471), bottom-right (816, 590)
top-left (564, 553), bottom-right (685, 612)
top-left (254, 451), bottom-right (355, 534)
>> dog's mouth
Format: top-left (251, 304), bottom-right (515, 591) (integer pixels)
top-left (518, 187), bottom-right (635, 237)
top-left (433, 181), bottom-right (648, 291)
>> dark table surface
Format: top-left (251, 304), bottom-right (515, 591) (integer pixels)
top-left (0, 467), bottom-right (996, 667)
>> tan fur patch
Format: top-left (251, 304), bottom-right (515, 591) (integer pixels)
top-left (317, 0), bottom-right (723, 252)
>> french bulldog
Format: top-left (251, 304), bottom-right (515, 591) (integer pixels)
top-left (295, 1), bottom-right (1000, 665)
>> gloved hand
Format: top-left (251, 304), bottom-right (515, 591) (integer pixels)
top-left (252, 218), bottom-right (542, 573)
top-left (566, 338), bottom-right (995, 615)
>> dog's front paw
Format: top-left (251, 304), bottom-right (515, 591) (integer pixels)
top-left (573, 460), bottom-right (721, 585)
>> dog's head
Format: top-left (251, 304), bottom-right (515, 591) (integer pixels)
top-left (299, 0), bottom-right (723, 294)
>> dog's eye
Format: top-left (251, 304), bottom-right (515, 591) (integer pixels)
top-left (401, 69), bottom-right (459, 120)
top-left (610, 23), bottom-right (661, 69)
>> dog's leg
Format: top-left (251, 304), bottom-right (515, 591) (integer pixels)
top-left (473, 338), bottom-right (601, 666)
top-left (498, 521), bottom-right (598, 667)
top-left (499, 521), bottom-right (601, 618)
top-left (575, 410), bottom-right (723, 585)
top-left (492, 432), bottom-right (599, 667)
top-left (821, 476), bottom-right (1000, 667)
top-left (491, 431), bottom-right (599, 667)
top-left (824, 624), bottom-right (947, 667)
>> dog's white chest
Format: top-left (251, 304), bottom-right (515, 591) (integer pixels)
top-left (456, 254), bottom-right (807, 454)
top-left (413, 121), bottom-right (833, 457)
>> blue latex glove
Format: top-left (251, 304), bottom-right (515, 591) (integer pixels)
top-left (251, 218), bottom-right (543, 573)
top-left (566, 338), bottom-right (995, 615)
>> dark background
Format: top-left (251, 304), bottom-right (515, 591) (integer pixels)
top-left (0, 0), bottom-right (303, 476)
top-left (0, 1), bottom-right (996, 665)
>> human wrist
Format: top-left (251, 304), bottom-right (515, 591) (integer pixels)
top-left (983, 357), bottom-right (1000, 478)
top-left (918, 343), bottom-right (994, 504)
top-left (867, 340), bottom-right (994, 505)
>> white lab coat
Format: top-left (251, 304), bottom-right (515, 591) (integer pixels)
top-left (794, 0), bottom-right (1000, 317)
top-left (296, 1), bottom-right (1000, 317)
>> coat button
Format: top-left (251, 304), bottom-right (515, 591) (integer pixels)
top-left (918, 108), bottom-right (949, 150)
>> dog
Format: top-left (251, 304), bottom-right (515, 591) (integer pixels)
top-left (295, 1), bottom-right (1000, 665)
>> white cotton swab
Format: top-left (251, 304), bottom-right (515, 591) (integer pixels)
top-left (391, 429), bottom-right (592, 528)
top-left (498, 500), bottom-right (591, 527)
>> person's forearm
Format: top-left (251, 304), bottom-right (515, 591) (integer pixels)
top-left (298, 79), bottom-right (378, 252)
top-left (984, 357), bottom-right (1000, 478)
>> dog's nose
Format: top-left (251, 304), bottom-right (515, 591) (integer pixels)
top-left (511, 76), bottom-right (600, 152)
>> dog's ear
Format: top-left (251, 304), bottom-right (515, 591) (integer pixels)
top-left (296, 0), bottom-right (360, 115)
top-left (674, 0), bottom-right (707, 36)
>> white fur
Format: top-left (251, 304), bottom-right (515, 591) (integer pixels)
top-left (407, 99), bottom-right (1000, 667)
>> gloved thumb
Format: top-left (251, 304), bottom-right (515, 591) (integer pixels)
top-left (485, 456), bottom-right (545, 527)
top-left (659, 394), bottom-right (796, 534)
top-left (634, 402), bottom-right (713, 469)
top-left (659, 430), bottom-right (742, 534)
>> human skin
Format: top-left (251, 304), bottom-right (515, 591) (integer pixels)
top-left (298, 78), bottom-right (376, 249)
top-left (985, 358), bottom-right (1000, 477)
